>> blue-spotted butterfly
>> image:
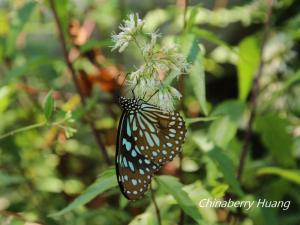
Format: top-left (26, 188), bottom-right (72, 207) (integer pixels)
top-left (116, 96), bottom-right (187, 200)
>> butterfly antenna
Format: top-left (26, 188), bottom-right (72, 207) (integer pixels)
top-left (131, 80), bottom-right (140, 98)
top-left (120, 72), bottom-right (130, 88)
top-left (146, 78), bottom-right (164, 102)
top-left (146, 89), bottom-right (159, 102)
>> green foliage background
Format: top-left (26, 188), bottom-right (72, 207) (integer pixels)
top-left (1, 0), bottom-right (300, 225)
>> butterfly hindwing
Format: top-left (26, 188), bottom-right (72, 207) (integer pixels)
top-left (131, 103), bottom-right (187, 165)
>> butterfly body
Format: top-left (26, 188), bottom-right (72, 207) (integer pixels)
top-left (116, 96), bottom-right (186, 200)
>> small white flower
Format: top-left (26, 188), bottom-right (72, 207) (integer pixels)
top-left (169, 86), bottom-right (182, 99)
top-left (146, 86), bottom-right (182, 112)
top-left (161, 45), bottom-right (189, 73)
top-left (128, 65), bottom-right (145, 80)
top-left (111, 13), bottom-right (145, 52)
top-left (157, 89), bottom-right (175, 111)
top-left (142, 31), bottom-right (161, 56)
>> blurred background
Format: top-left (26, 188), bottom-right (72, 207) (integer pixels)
top-left (0, 0), bottom-right (300, 224)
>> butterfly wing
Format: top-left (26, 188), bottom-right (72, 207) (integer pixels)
top-left (131, 102), bottom-right (187, 165)
top-left (116, 111), bottom-right (160, 200)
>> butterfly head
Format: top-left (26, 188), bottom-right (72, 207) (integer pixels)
top-left (119, 96), bottom-right (143, 111)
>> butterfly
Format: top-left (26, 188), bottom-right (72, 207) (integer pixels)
top-left (116, 96), bottom-right (187, 200)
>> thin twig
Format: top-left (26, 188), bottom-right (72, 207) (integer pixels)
top-left (0, 122), bottom-right (45, 140)
top-left (236, 0), bottom-right (273, 181)
top-left (48, 0), bottom-right (111, 165)
top-left (150, 183), bottom-right (162, 225)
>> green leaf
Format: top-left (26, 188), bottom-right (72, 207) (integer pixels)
top-left (43, 90), bottom-right (54, 121)
top-left (190, 46), bottom-right (208, 116)
top-left (207, 146), bottom-right (243, 196)
top-left (283, 69), bottom-right (300, 90)
top-left (185, 7), bottom-right (199, 31)
top-left (209, 100), bottom-right (245, 148)
top-left (211, 184), bottom-right (229, 198)
top-left (129, 212), bottom-right (156, 225)
top-left (237, 36), bottom-right (260, 101)
top-left (5, 57), bottom-right (57, 82)
top-left (80, 39), bottom-right (113, 54)
top-left (50, 168), bottom-right (117, 217)
top-left (257, 167), bottom-right (300, 185)
top-left (55, 0), bottom-right (69, 37)
top-left (255, 114), bottom-right (294, 166)
top-left (0, 86), bottom-right (11, 113)
top-left (192, 27), bottom-right (233, 51)
top-left (181, 34), bottom-right (208, 115)
top-left (156, 176), bottom-right (205, 225)
top-left (185, 116), bottom-right (219, 125)
top-left (5, 1), bottom-right (36, 57)
top-left (0, 172), bottom-right (25, 187)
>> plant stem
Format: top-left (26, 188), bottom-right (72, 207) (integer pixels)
top-left (150, 183), bottom-right (162, 225)
top-left (48, 0), bottom-right (111, 165)
top-left (0, 122), bottom-right (46, 140)
top-left (236, 0), bottom-right (273, 181)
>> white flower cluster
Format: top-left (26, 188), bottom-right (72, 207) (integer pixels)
top-left (112, 13), bottom-right (188, 111)
top-left (112, 14), bottom-right (144, 52)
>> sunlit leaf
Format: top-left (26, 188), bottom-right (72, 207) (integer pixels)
top-left (211, 184), bottom-right (229, 198)
top-left (189, 45), bottom-right (208, 115)
top-left (257, 167), bottom-right (300, 185)
top-left (129, 212), bottom-right (156, 225)
top-left (156, 176), bottom-right (205, 225)
top-left (237, 36), bottom-right (260, 101)
top-left (43, 90), bottom-right (54, 121)
top-left (0, 86), bottom-right (11, 113)
top-left (50, 168), bottom-right (117, 217)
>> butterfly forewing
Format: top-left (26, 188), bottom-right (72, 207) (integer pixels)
top-left (132, 103), bottom-right (187, 165)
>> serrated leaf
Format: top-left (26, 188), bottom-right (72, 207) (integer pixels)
top-left (43, 90), bottom-right (54, 121)
top-left (50, 168), bottom-right (117, 217)
top-left (156, 176), bottom-right (205, 225)
top-left (207, 146), bottom-right (243, 196)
